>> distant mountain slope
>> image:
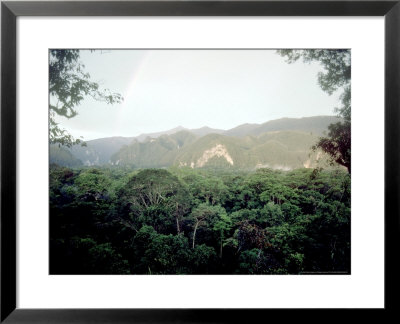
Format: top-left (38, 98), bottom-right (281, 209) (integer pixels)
top-left (188, 126), bottom-right (225, 137)
top-left (224, 116), bottom-right (339, 137)
top-left (50, 145), bottom-right (83, 167)
top-left (70, 136), bottom-right (134, 166)
top-left (223, 123), bottom-right (259, 137)
top-left (134, 126), bottom-right (186, 142)
top-left (64, 126), bottom-right (224, 166)
top-left (172, 131), bottom-right (327, 170)
top-left (174, 133), bottom-right (245, 168)
top-left (111, 130), bottom-right (198, 168)
top-left (136, 125), bottom-right (225, 138)
top-left (50, 115), bottom-right (339, 169)
top-left (248, 116), bottom-right (340, 137)
top-left (111, 130), bottom-right (330, 171)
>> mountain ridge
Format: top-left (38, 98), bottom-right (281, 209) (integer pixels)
top-left (50, 115), bottom-right (340, 169)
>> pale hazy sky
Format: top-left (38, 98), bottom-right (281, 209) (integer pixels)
top-left (54, 49), bottom-right (341, 140)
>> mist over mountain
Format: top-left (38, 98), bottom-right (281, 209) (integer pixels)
top-left (50, 145), bottom-right (83, 167)
top-left (68, 136), bottom-right (135, 165)
top-left (50, 116), bottom-right (339, 170)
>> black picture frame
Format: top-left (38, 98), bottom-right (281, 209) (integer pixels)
top-left (1, 0), bottom-right (399, 322)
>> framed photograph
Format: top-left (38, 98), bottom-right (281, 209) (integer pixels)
top-left (1, 0), bottom-right (399, 322)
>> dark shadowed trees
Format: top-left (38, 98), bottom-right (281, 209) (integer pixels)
top-left (50, 166), bottom-right (350, 274)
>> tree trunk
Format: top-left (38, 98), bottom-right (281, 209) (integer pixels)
top-left (175, 202), bottom-right (180, 234)
top-left (176, 216), bottom-right (180, 234)
top-left (192, 221), bottom-right (199, 249)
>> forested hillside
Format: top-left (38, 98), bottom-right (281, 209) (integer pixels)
top-left (169, 130), bottom-right (327, 170)
top-left (224, 115), bottom-right (339, 137)
top-left (50, 116), bottom-right (339, 170)
top-left (50, 146), bottom-right (83, 167)
top-left (50, 165), bottom-right (350, 274)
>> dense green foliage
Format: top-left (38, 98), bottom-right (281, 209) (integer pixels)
top-left (50, 165), bottom-right (350, 274)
